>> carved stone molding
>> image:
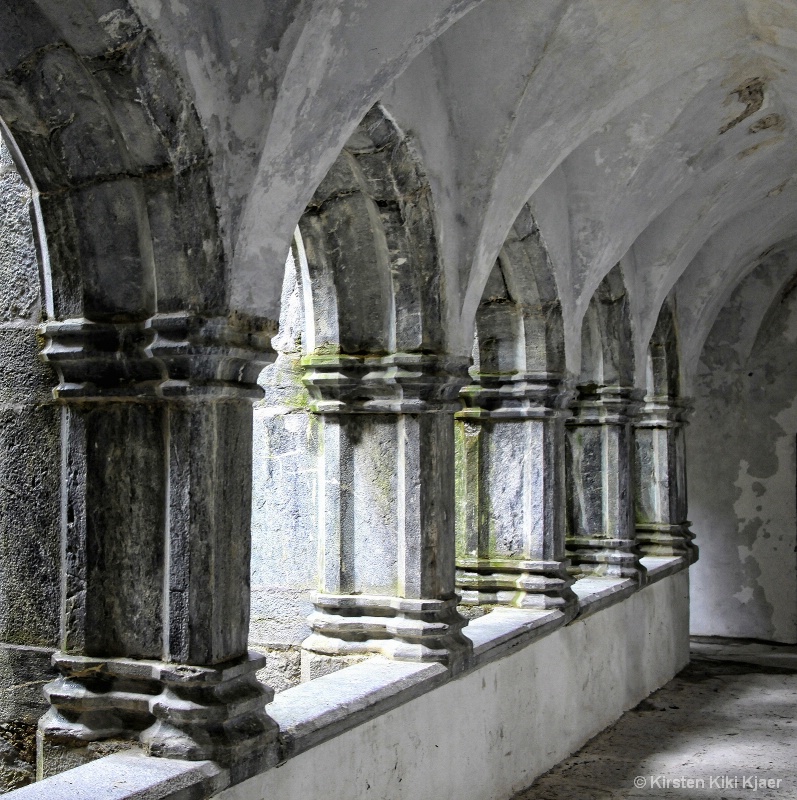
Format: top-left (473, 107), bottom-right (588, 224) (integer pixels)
top-left (37, 312), bottom-right (278, 778)
top-left (458, 371), bottom-right (574, 419)
top-left (39, 651), bottom-right (279, 783)
top-left (634, 395), bottom-right (697, 563)
top-left (566, 385), bottom-right (643, 426)
top-left (456, 558), bottom-right (575, 612)
top-left (303, 595), bottom-right (470, 671)
top-left (40, 319), bottom-right (162, 399)
top-left (301, 353), bottom-right (470, 414)
top-left (301, 352), bottom-right (472, 672)
top-left (40, 313), bottom-right (274, 402)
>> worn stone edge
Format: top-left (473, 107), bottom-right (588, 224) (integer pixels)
top-left (640, 556), bottom-right (690, 584)
top-left (269, 659), bottom-right (449, 758)
top-left (2, 751), bottom-right (227, 800)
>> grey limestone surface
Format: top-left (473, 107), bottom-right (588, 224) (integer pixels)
top-left (3, 751), bottom-right (226, 800)
top-left (0, 136), bottom-right (60, 792)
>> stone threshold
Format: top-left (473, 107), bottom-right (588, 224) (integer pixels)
top-left (4, 555), bottom-right (688, 800)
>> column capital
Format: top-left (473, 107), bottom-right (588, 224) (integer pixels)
top-left (568, 384), bottom-right (644, 426)
top-left (634, 395), bottom-right (693, 428)
top-left (458, 372), bottom-right (574, 419)
top-left (40, 313), bottom-right (274, 402)
top-left (301, 353), bottom-right (470, 414)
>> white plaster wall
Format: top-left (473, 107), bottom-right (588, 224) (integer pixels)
top-left (689, 265), bottom-right (797, 643)
top-left (218, 572), bottom-right (689, 800)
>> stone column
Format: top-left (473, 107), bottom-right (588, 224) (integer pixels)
top-left (300, 353), bottom-right (472, 676)
top-left (37, 314), bottom-right (279, 783)
top-left (565, 386), bottom-right (646, 583)
top-left (454, 374), bottom-right (577, 618)
top-left (634, 397), bottom-right (697, 561)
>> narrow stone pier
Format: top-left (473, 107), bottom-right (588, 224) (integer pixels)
top-left (513, 639), bottom-right (797, 800)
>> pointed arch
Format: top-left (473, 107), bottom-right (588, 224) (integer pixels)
top-left (579, 264), bottom-right (635, 388)
top-left (474, 205), bottom-right (565, 378)
top-left (296, 104), bottom-right (447, 356)
top-left (0, 1), bottom-right (225, 324)
top-left (646, 298), bottom-right (681, 399)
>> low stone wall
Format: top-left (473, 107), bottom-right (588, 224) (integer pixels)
top-left (3, 568), bottom-right (689, 800)
top-left (219, 570), bottom-right (689, 800)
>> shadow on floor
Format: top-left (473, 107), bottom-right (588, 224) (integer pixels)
top-left (512, 640), bottom-right (797, 800)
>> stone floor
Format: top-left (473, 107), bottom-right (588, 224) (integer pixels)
top-left (513, 638), bottom-right (797, 800)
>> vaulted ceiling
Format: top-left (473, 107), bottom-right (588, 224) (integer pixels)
top-left (2, 0), bottom-right (796, 388)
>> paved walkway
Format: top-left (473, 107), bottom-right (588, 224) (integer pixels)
top-left (513, 639), bottom-right (797, 799)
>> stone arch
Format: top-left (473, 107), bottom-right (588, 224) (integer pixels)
top-left (455, 206), bottom-right (574, 614)
top-left (0, 1), bottom-right (224, 323)
top-left (250, 104), bottom-right (459, 685)
top-left (646, 298), bottom-right (681, 399)
top-left (474, 205), bottom-right (565, 378)
top-left (296, 104), bottom-right (447, 356)
top-left (579, 264), bottom-right (635, 389)
top-left (0, 10), bottom-right (281, 772)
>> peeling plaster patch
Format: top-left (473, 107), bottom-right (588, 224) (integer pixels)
top-left (733, 586), bottom-right (754, 604)
top-left (170, 0), bottom-right (189, 16)
top-left (98, 9), bottom-right (141, 41)
top-left (731, 393), bottom-right (797, 641)
top-left (147, 0), bottom-right (162, 20)
top-left (719, 77), bottom-right (765, 135)
top-left (749, 113), bottom-right (784, 134)
top-left (627, 116), bottom-right (653, 148)
top-left (594, 148), bottom-right (604, 166)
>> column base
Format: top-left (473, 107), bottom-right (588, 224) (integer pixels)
top-left (38, 651), bottom-right (280, 784)
top-left (455, 558), bottom-right (578, 621)
top-left (566, 538), bottom-right (647, 583)
top-left (636, 523), bottom-right (698, 563)
top-left (302, 594), bottom-right (472, 674)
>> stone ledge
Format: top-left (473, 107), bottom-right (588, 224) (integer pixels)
top-left (571, 576), bottom-right (638, 619)
top-left (4, 751), bottom-right (226, 800)
top-left (269, 659), bottom-right (448, 758)
top-left (641, 555), bottom-right (690, 583)
top-left (465, 607), bottom-right (566, 661)
top-left (571, 555), bottom-right (687, 620)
